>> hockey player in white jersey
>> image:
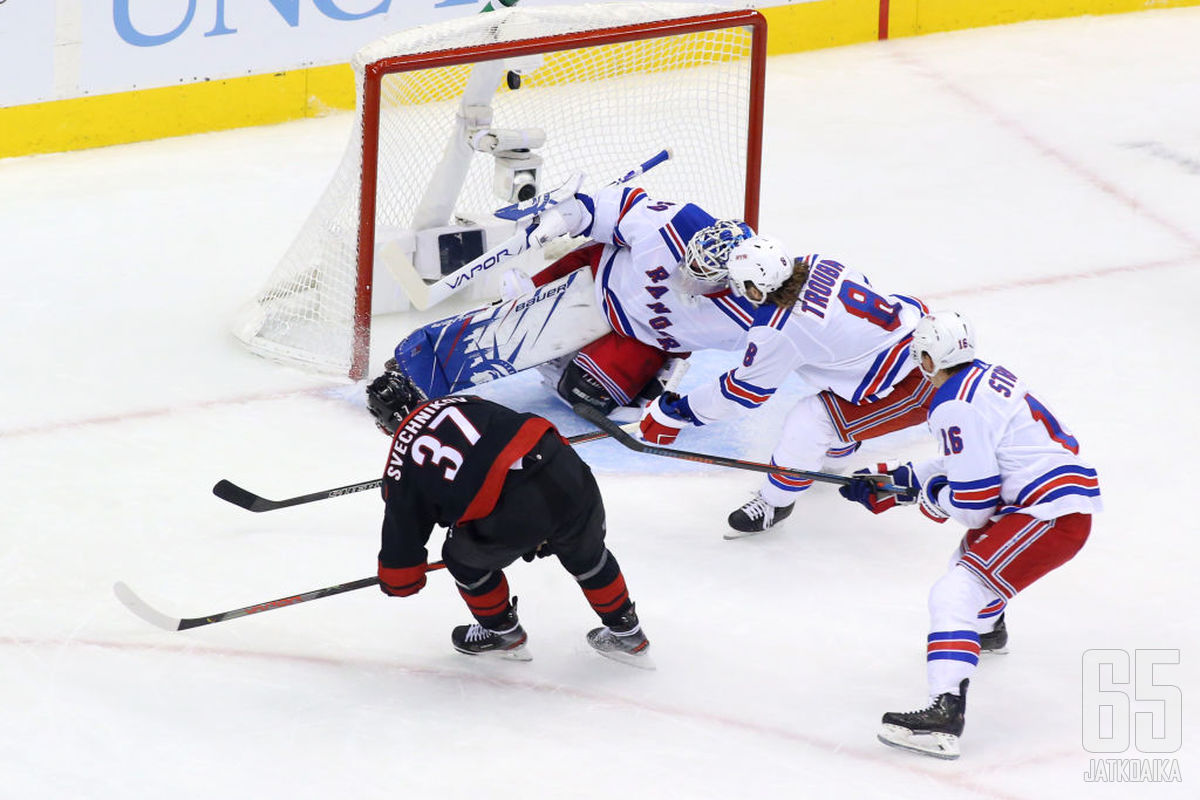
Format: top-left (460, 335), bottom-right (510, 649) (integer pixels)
top-left (386, 181), bottom-right (761, 416)
top-left (638, 240), bottom-right (936, 535)
top-left (838, 311), bottom-right (1101, 759)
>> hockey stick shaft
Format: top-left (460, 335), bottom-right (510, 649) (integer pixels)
top-left (390, 150), bottom-right (672, 310)
top-left (572, 404), bottom-right (913, 495)
top-left (114, 563), bottom-right (447, 632)
top-left (212, 427), bottom-right (617, 513)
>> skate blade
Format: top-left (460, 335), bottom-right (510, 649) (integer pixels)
top-left (981, 645), bottom-right (1009, 655)
top-left (877, 725), bottom-right (960, 760)
top-left (723, 527), bottom-right (772, 540)
top-left (592, 647), bottom-right (657, 670)
top-left (454, 644), bottom-right (533, 662)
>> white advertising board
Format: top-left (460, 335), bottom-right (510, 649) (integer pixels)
top-left (0, 2), bottom-right (56, 107)
top-left (3, 0), bottom-right (784, 107)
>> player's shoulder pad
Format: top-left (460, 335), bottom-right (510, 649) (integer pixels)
top-left (667, 202), bottom-right (717, 244)
top-left (751, 301), bottom-right (792, 329)
top-left (928, 359), bottom-right (991, 414)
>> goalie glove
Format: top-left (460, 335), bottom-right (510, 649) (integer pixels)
top-left (638, 392), bottom-right (699, 446)
top-left (838, 462), bottom-right (921, 514)
top-left (499, 268), bottom-right (535, 301)
top-left (524, 193), bottom-right (594, 249)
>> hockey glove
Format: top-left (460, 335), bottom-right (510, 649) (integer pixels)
top-left (378, 560), bottom-right (428, 597)
top-left (638, 392), bottom-right (699, 446)
top-left (499, 268), bottom-right (535, 301)
top-left (838, 462), bottom-right (921, 514)
top-left (918, 474), bottom-right (952, 523)
top-left (524, 194), bottom-right (594, 249)
top-left (521, 539), bottom-right (554, 563)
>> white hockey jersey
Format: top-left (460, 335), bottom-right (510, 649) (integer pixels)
top-left (686, 255), bottom-right (927, 424)
top-left (582, 184), bottom-right (758, 353)
top-left (913, 360), bottom-right (1102, 529)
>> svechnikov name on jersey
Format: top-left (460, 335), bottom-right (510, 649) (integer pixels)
top-left (386, 396), bottom-right (469, 479)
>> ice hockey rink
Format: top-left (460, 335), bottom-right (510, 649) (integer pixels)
top-left (2, 7), bottom-right (1197, 799)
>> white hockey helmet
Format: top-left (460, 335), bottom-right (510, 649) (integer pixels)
top-left (727, 235), bottom-right (792, 304)
top-left (911, 312), bottom-right (977, 379)
top-left (683, 220), bottom-right (754, 284)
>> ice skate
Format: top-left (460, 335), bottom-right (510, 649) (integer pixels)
top-left (451, 604), bottom-right (531, 661)
top-left (878, 679), bottom-right (968, 760)
top-left (725, 492), bottom-right (794, 539)
top-left (979, 613), bottom-right (1008, 654)
top-left (586, 605), bottom-right (654, 669)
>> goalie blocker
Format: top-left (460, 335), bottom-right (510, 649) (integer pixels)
top-left (390, 243), bottom-right (678, 415)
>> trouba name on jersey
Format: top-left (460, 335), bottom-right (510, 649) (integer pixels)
top-left (386, 396), bottom-right (469, 480)
top-left (798, 258), bottom-right (848, 319)
top-left (510, 279), bottom-right (569, 313)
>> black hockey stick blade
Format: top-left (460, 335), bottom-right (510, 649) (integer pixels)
top-left (212, 478), bottom-right (384, 512)
top-left (572, 403), bottom-right (913, 496)
top-left (114, 563), bottom-right (446, 632)
top-left (212, 429), bottom-right (614, 514)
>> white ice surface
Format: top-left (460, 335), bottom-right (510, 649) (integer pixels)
top-left (2, 9), bottom-right (1198, 799)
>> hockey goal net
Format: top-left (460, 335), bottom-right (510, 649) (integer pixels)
top-left (233, 2), bottom-right (767, 379)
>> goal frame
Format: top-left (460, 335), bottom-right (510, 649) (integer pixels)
top-left (347, 9), bottom-right (767, 379)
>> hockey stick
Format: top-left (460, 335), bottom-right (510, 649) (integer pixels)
top-left (113, 562), bottom-right (447, 632)
top-left (212, 426), bottom-right (619, 513)
top-left (572, 404), bottom-right (915, 496)
top-left (384, 149), bottom-right (672, 310)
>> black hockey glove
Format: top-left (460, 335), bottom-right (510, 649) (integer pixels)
top-left (521, 539), bottom-right (554, 562)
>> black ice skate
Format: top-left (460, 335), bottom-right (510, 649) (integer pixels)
top-left (878, 679), bottom-right (969, 760)
top-left (587, 605), bottom-right (654, 669)
top-left (451, 603), bottom-right (531, 661)
top-left (979, 613), bottom-right (1008, 654)
top-left (725, 492), bottom-right (794, 539)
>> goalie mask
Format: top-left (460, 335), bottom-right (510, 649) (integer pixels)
top-left (366, 366), bottom-right (428, 436)
top-left (726, 235), bottom-right (792, 305)
top-left (911, 312), bottom-right (976, 379)
top-left (682, 220), bottom-right (754, 286)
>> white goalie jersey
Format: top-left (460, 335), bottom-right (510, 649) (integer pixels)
top-left (912, 361), bottom-right (1103, 529)
top-left (581, 184), bottom-right (759, 354)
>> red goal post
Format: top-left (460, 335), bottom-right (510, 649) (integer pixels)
top-left (234, 3), bottom-right (767, 379)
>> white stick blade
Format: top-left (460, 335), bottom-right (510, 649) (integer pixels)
top-left (377, 240), bottom-right (432, 310)
top-left (113, 582), bottom-right (183, 632)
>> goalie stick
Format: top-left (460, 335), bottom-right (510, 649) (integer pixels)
top-left (572, 404), bottom-right (916, 497)
top-left (384, 149), bottom-right (672, 311)
top-left (113, 562), bottom-right (447, 632)
top-left (212, 426), bottom-right (620, 513)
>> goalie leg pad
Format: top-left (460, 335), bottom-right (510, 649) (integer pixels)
top-left (392, 267), bottom-right (610, 398)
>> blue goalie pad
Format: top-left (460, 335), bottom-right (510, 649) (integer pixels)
top-left (392, 268), bottom-right (610, 400)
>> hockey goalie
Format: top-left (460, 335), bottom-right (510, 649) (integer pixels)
top-left (375, 179), bottom-right (768, 420)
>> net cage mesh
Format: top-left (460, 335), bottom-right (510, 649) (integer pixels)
top-left (233, 2), bottom-right (759, 376)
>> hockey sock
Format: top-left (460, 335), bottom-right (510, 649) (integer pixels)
top-left (571, 549), bottom-right (632, 624)
top-left (976, 597), bottom-right (1006, 632)
top-left (454, 569), bottom-right (514, 627)
top-left (926, 566), bottom-right (993, 695)
top-left (926, 630), bottom-right (980, 697)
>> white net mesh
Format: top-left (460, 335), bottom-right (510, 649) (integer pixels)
top-left (234, 2), bottom-right (762, 377)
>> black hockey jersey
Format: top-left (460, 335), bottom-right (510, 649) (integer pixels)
top-left (378, 395), bottom-right (557, 568)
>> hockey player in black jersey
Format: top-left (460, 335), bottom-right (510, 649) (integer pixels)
top-left (365, 368), bottom-right (651, 667)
